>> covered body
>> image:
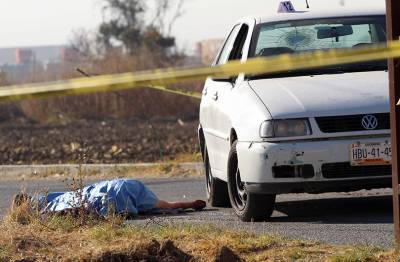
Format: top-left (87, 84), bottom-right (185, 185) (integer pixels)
top-left (41, 179), bottom-right (159, 216)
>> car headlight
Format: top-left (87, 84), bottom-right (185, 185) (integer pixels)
top-left (260, 119), bottom-right (311, 138)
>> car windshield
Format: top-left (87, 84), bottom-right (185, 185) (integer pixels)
top-left (249, 15), bottom-right (387, 79)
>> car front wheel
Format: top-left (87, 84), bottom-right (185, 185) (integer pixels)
top-left (227, 141), bottom-right (276, 222)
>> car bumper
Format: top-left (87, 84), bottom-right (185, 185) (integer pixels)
top-left (236, 136), bottom-right (392, 193)
top-left (246, 177), bottom-right (392, 194)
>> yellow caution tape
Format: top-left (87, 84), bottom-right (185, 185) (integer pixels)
top-left (147, 85), bottom-right (202, 99)
top-left (0, 40), bottom-right (400, 102)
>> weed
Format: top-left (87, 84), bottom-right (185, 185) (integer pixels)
top-left (173, 152), bottom-right (203, 163)
top-left (0, 244), bottom-right (10, 262)
top-left (288, 248), bottom-right (308, 261)
top-left (90, 224), bottom-right (125, 242)
top-left (328, 245), bottom-right (383, 262)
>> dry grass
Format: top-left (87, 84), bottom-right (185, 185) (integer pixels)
top-left (172, 152), bottom-right (202, 163)
top-left (13, 48), bottom-right (203, 123)
top-left (88, 162), bottom-right (202, 180)
top-left (0, 201), bottom-right (398, 262)
top-left (0, 154), bottom-right (203, 181)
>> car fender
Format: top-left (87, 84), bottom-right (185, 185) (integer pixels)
top-left (227, 81), bottom-right (272, 182)
top-left (230, 81), bottom-right (272, 143)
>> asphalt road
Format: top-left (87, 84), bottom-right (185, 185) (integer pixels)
top-left (0, 177), bottom-right (395, 248)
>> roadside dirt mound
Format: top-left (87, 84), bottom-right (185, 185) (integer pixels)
top-left (215, 246), bottom-right (245, 262)
top-left (0, 119), bottom-right (199, 164)
top-left (96, 240), bottom-right (192, 262)
top-left (96, 241), bottom-right (245, 262)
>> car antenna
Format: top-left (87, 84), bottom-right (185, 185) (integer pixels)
top-left (76, 67), bottom-right (96, 77)
top-left (76, 67), bottom-right (125, 99)
top-left (305, 0), bottom-right (310, 8)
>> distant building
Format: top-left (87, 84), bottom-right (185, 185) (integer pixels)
top-left (0, 45), bottom-right (65, 66)
top-left (60, 47), bottom-right (81, 63)
top-left (15, 49), bottom-right (34, 65)
top-left (196, 39), bottom-right (224, 65)
top-left (182, 55), bottom-right (202, 67)
top-left (0, 45), bottom-right (79, 84)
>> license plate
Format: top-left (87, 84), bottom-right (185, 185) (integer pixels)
top-left (350, 142), bottom-right (392, 166)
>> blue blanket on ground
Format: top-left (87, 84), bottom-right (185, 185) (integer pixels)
top-left (41, 179), bottom-right (159, 216)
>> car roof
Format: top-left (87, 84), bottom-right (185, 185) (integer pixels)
top-left (238, 7), bottom-right (385, 25)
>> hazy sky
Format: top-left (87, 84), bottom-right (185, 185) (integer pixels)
top-left (0, 0), bottom-right (385, 52)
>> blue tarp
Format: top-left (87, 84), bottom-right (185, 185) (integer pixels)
top-left (40, 179), bottom-right (159, 216)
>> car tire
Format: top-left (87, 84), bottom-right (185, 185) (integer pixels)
top-left (227, 141), bottom-right (276, 222)
top-left (204, 146), bottom-right (231, 207)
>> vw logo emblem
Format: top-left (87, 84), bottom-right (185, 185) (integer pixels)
top-left (361, 115), bottom-right (379, 130)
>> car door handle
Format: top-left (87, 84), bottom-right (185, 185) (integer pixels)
top-left (212, 92), bottom-right (218, 101)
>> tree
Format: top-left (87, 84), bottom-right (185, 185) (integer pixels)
top-left (151, 0), bottom-right (185, 36)
top-left (69, 29), bottom-right (98, 59)
top-left (97, 0), bottom-right (182, 55)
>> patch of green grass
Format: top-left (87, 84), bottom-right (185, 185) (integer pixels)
top-left (172, 152), bottom-right (203, 163)
top-left (328, 245), bottom-right (382, 262)
top-left (42, 214), bottom-right (78, 232)
top-left (90, 223), bottom-right (282, 261)
top-left (0, 245), bottom-right (10, 261)
top-left (90, 223), bottom-right (280, 253)
top-left (91, 225), bottom-right (125, 242)
top-left (288, 248), bottom-right (308, 261)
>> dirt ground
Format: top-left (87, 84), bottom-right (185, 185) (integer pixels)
top-left (0, 118), bottom-right (199, 165)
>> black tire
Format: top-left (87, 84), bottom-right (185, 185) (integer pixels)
top-left (227, 141), bottom-right (276, 222)
top-left (204, 146), bottom-right (231, 207)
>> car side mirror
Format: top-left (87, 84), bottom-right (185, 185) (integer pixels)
top-left (212, 76), bottom-right (236, 84)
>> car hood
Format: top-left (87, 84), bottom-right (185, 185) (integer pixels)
top-left (248, 71), bottom-right (389, 119)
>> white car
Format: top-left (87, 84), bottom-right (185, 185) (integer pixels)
top-left (198, 5), bottom-right (391, 221)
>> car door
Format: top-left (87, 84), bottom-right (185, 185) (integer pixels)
top-left (201, 24), bottom-right (241, 177)
top-left (205, 22), bottom-right (252, 177)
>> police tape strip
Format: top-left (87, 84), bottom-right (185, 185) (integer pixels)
top-left (1, 40), bottom-right (400, 103)
top-left (147, 85), bottom-right (202, 99)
